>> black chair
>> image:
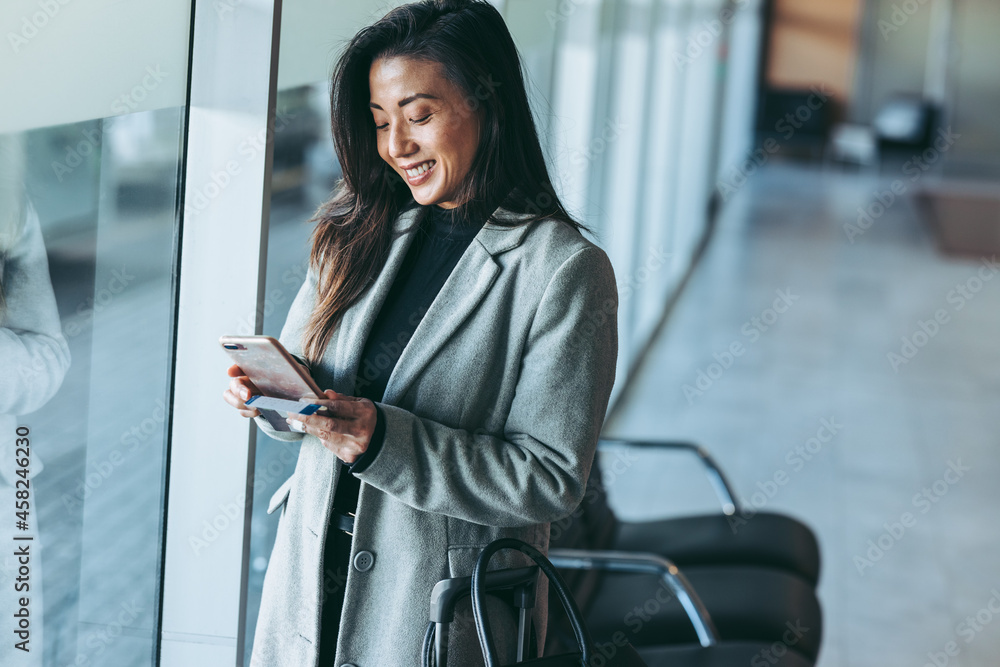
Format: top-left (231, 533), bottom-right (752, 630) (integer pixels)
top-left (872, 94), bottom-right (939, 159)
top-left (573, 562), bottom-right (821, 661)
top-left (427, 550), bottom-right (814, 666)
top-left (549, 549), bottom-right (817, 666)
top-left (588, 440), bottom-right (821, 586)
top-left (756, 86), bottom-right (833, 159)
top-left (545, 441), bottom-right (823, 662)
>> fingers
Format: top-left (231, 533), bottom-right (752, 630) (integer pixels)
top-left (292, 414), bottom-right (364, 463)
top-left (222, 388), bottom-right (260, 418)
top-left (226, 364), bottom-right (260, 398)
top-left (229, 376), bottom-right (258, 403)
top-left (292, 412), bottom-right (363, 439)
top-left (224, 367), bottom-right (260, 418)
top-left (320, 388), bottom-right (364, 402)
top-left (307, 396), bottom-right (367, 419)
top-left (286, 392), bottom-right (375, 463)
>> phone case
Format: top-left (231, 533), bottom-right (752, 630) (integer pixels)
top-left (219, 335), bottom-right (324, 432)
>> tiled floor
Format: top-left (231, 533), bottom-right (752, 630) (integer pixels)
top-left (603, 162), bottom-right (1000, 666)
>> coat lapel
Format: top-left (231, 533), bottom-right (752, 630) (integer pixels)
top-left (331, 204), bottom-right (422, 389)
top-left (331, 200), bottom-right (535, 404)
top-left (380, 243), bottom-right (498, 405)
top-left (381, 204), bottom-right (535, 405)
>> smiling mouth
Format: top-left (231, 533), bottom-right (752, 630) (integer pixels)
top-left (404, 160), bottom-right (436, 183)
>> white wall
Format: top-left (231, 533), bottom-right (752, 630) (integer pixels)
top-left (1, 0), bottom-right (191, 133)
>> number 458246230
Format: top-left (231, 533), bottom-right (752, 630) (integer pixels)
top-left (15, 425), bottom-right (30, 527)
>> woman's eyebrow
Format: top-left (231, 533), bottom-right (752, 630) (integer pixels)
top-left (369, 93), bottom-right (441, 110)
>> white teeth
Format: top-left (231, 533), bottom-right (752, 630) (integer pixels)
top-left (405, 161), bottom-right (434, 177)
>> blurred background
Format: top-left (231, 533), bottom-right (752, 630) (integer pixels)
top-left (1, 0), bottom-right (998, 665)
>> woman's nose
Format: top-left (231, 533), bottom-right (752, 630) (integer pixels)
top-left (388, 125), bottom-right (416, 158)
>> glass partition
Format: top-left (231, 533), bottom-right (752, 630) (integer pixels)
top-left (0, 1), bottom-right (192, 664)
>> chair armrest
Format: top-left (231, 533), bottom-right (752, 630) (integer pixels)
top-left (548, 548), bottom-right (720, 648)
top-left (598, 439), bottom-right (740, 515)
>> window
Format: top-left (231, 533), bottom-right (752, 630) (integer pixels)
top-left (0, 2), bottom-right (192, 664)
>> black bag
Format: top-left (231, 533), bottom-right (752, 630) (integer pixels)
top-left (471, 538), bottom-right (648, 667)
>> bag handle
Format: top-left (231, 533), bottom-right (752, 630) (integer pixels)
top-left (472, 537), bottom-right (593, 666)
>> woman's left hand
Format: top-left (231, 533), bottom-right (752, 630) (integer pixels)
top-left (289, 389), bottom-right (377, 464)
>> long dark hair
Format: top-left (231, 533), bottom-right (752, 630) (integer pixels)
top-left (302, 0), bottom-right (588, 362)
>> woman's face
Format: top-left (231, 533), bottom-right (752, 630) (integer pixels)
top-left (369, 56), bottom-right (481, 209)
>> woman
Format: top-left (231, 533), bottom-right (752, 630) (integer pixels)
top-left (223, 1), bottom-right (618, 664)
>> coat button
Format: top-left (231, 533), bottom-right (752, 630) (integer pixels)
top-left (353, 550), bottom-right (375, 572)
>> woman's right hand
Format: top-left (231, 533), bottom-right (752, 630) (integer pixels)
top-left (223, 364), bottom-right (261, 418)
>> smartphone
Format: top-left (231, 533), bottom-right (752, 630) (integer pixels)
top-left (219, 335), bottom-right (325, 432)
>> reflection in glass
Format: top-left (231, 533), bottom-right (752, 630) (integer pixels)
top-left (1, 133), bottom-right (70, 667)
top-left (0, 105), bottom-right (183, 666)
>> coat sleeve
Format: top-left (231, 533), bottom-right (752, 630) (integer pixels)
top-left (0, 200), bottom-right (70, 417)
top-left (356, 245), bottom-right (618, 527)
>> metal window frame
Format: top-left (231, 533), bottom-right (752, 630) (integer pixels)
top-left (158, 0), bottom-right (283, 665)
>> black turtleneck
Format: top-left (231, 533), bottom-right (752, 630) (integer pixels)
top-left (316, 204), bottom-right (486, 665)
top-left (331, 203), bottom-right (485, 514)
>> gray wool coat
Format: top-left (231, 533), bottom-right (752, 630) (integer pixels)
top-left (249, 201), bottom-right (618, 667)
top-left (1, 198), bottom-right (69, 667)
top-left (0, 200), bottom-right (71, 487)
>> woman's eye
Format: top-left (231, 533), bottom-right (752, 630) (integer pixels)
top-left (374, 114), bottom-right (429, 131)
